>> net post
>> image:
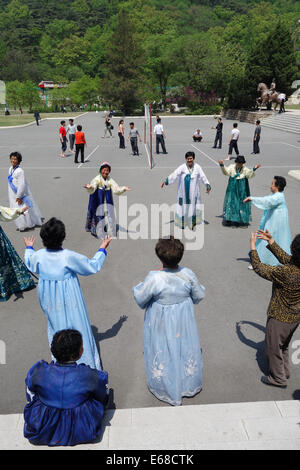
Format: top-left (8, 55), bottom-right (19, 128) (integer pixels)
top-left (149, 103), bottom-right (153, 169)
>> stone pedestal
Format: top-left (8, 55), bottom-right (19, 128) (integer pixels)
top-left (221, 109), bottom-right (273, 124)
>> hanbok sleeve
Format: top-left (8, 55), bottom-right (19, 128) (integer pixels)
top-left (25, 361), bottom-right (43, 402)
top-left (24, 248), bottom-right (40, 274)
top-left (110, 178), bottom-right (127, 195)
top-left (15, 168), bottom-right (26, 198)
top-left (243, 166), bottom-right (256, 179)
top-left (220, 164), bottom-right (231, 177)
top-left (0, 206), bottom-right (22, 222)
top-left (66, 249), bottom-right (107, 276)
top-left (86, 176), bottom-right (100, 194)
top-left (91, 370), bottom-right (109, 403)
top-left (197, 166), bottom-right (210, 187)
top-left (251, 193), bottom-right (280, 210)
top-left (250, 250), bottom-right (286, 286)
top-left (183, 269), bottom-right (206, 304)
top-left (133, 272), bottom-right (160, 309)
top-left (165, 166), bottom-right (183, 185)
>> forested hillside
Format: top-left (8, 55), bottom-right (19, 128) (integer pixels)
top-left (1, 0), bottom-right (299, 112)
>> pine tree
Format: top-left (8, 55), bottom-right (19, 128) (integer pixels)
top-left (268, 21), bottom-right (298, 96)
top-left (101, 9), bottom-right (144, 115)
top-left (228, 21), bottom-right (297, 109)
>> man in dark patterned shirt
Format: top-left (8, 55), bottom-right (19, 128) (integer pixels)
top-left (250, 229), bottom-right (300, 388)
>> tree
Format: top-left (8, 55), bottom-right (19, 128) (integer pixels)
top-left (101, 9), bottom-right (144, 114)
top-left (68, 76), bottom-right (100, 108)
top-left (22, 80), bottom-right (41, 111)
top-left (6, 80), bottom-right (24, 110)
top-left (228, 20), bottom-right (298, 109)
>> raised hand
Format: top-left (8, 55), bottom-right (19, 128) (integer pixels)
top-left (24, 236), bottom-right (35, 247)
top-left (257, 229), bottom-right (273, 244)
top-left (100, 236), bottom-right (111, 251)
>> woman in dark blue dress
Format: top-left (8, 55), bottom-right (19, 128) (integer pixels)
top-left (24, 329), bottom-right (109, 447)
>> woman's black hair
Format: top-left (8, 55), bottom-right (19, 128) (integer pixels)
top-left (274, 176), bottom-right (286, 192)
top-left (51, 329), bottom-right (83, 363)
top-left (40, 217), bottom-right (66, 250)
top-left (291, 234), bottom-right (300, 268)
top-left (155, 236), bottom-right (184, 268)
top-left (10, 151), bottom-right (22, 163)
top-left (185, 151), bottom-right (195, 160)
top-left (119, 119), bottom-right (124, 125)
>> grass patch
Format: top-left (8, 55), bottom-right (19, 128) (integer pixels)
top-left (0, 112), bottom-right (87, 127)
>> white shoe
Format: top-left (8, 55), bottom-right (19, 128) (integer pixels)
top-left (248, 264), bottom-right (253, 270)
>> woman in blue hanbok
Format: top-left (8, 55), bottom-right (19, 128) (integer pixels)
top-left (24, 218), bottom-right (111, 370)
top-left (244, 176), bottom-right (291, 266)
top-left (133, 237), bottom-right (205, 406)
top-left (84, 162), bottom-right (130, 239)
top-left (24, 329), bottom-right (109, 447)
top-left (0, 205), bottom-right (34, 301)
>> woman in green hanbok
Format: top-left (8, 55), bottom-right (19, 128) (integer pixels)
top-left (219, 156), bottom-right (261, 227)
top-left (0, 205), bottom-right (34, 301)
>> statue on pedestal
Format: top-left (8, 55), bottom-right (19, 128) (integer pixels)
top-left (256, 80), bottom-right (282, 111)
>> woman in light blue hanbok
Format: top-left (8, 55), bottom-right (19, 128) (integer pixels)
top-left (244, 176), bottom-right (291, 266)
top-left (24, 218), bottom-right (111, 370)
top-left (133, 237), bottom-right (205, 406)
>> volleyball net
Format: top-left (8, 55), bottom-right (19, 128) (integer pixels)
top-left (144, 103), bottom-right (153, 169)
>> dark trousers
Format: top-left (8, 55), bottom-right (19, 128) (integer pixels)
top-left (228, 139), bottom-right (239, 156)
top-left (213, 132), bottom-right (222, 148)
top-left (130, 137), bottom-right (139, 155)
top-left (118, 132), bottom-right (125, 149)
top-left (265, 317), bottom-right (300, 386)
top-left (193, 136), bottom-right (202, 142)
top-left (35, 117), bottom-right (39, 126)
top-left (75, 144), bottom-right (85, 163)
top-left (156, 135), bottom-right (166, 153)
top-left (61, 137), bottom-right (67, 152)
top-left (253, 136), bottom-right (260, 154)
top-left (69, 134), bottom-right (75, 150)
top-left (279, 99), bottom-right (285, 113)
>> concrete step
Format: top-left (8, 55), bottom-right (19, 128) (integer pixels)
top-left (1, 400), bottom-right (300, 450)
top-left (261, 113), bottom-right (300, 134)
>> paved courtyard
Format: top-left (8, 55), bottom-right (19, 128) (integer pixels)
top-left (0, 113), bottom-right (300, 414)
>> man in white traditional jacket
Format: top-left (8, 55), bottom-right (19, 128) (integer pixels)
top-left (161, 151), bottom-right (211, 229)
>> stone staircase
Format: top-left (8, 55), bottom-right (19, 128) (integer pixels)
top-left (261, 110), bottom-right (300, 134)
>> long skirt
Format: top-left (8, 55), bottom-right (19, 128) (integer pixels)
top-left (223, 177), bottom-right (251, 224)
top-left (0, 226), bottom-right (34, 301)
top-left (85, 189), bottom-right (116, 239)
top-left (143, 299), bottom-right (203, 406)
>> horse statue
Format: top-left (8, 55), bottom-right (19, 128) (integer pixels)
top-left (256, 83), bottom-right (282, 111)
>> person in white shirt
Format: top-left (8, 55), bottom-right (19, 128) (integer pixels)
top-left (66, 119), bottom-right (77, 153)
top-left (193, 129), bottom-right (203, 142)
top-left (225, 123), bottom-right (240, 161)
top-left (153, 118), bottom-right (167, 154)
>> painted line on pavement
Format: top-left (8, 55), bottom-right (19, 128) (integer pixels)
top-left (191, 144), bottom-right (219, 166)
top-left (77, 145), bottom-right (100, 168)
top-left (280, 142), bottom-right (300, 150)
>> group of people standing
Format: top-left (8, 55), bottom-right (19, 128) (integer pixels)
top-left (59, 119), bottom-right (87, 163)
top-left (1, 113), bottom-right (299, 447)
